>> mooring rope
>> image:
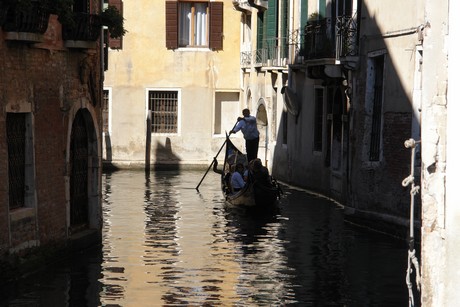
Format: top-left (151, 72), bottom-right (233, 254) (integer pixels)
top-left (402, 138), bottom-right (421, 307)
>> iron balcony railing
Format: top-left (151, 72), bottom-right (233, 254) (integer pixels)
top-left (303, 15), bottom-right (358, 61)
top-left (303, 18), bottom-right (335, 59)
top-left (335, 15), bottom-right (358, 59)
top-left (241, 31), bottom-right (302, 67)
top-left (62, 12), bottom-right (102, 41)
top-left (239, 14), bottom-right (358, 67)
top-left (1, 1), bottom-right (50, 34)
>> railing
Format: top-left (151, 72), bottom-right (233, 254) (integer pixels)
top-left (62, 13), bottom-right (101, 41)
top-left (238, 14), bottom-right (358, 68)
top-left (240, 51), bottom-right (252, 67)
top-left (303, 18), bottom-right (334, 60)
top-left (335, 15), bottom-right (358, 59)
top-left (1, 2), bottom-right (50, 34)
top-left (303, 15), bottom-right (358, 61)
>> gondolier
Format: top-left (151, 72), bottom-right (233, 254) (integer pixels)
top-left (230, 108), bottom-right (259, 163)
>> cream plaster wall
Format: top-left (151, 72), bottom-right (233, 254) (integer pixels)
top-left (104, 0), bottom-right (242, 166)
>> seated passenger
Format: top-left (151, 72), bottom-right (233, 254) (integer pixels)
top-left (231, 163), bottom-right (246, 193)
top-left (251, 159), bottom-right (271, 186)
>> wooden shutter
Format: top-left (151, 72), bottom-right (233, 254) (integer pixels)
top-left (257, 12), bottom-right (264, 50)
top-left (319, 0), bottom-right (326, 18)
top-left (209, 2), bottom-right (223, 51)
top-left (108, 0), bottom-right (123, 49)
top-left (266, 0), bottom-right (277, 41)
top-left (165, 1), bottom-right (178, 49)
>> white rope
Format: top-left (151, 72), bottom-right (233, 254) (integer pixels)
top-left (402, 138), bottom-right (421, 307)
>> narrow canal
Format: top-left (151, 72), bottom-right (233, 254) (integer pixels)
top-left (1, 169), bottom-right (413, 306)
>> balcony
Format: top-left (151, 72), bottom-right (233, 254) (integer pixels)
top-left (62, 13), bottom-right (102, 49)
top-left (232, 0), bottom-right (252, 13)
top-left (1, 1), bottom-right (50, 42)
top-left (303, 15), bottom-right (359, 68)
top-left (232, 0), bottom-right (268, 12)
top-left (248, 0), bottom-right (268, 10)
top-left (303, 18), bottom-right (335, 61)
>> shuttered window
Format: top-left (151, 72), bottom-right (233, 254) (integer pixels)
top-left (108, 0), bottom-right (123, 49)
top-left (165, 1), bottom-right (223, 50)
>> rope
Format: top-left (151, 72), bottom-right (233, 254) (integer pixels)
top-left (402, 138), bottom-right (421, 307)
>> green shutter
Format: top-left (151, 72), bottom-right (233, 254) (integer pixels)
top-left (281, 0), bottom-right (288, 58)
top-left (266, 0), bottom-right (277, 40)
top-left (257, 12), bottom-right (264, 50)
top-left (300, 0), bottom-right (308, 29)
top-left (319, 0), bottom-right (326, 18)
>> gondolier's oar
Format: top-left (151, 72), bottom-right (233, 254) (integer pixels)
top-left (196, 122), bottom-right (238, 191)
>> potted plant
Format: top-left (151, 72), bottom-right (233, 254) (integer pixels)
top-left (51, 0), bottom-right (126, 41)
top-left (100, 5), bottom-right (126, 39)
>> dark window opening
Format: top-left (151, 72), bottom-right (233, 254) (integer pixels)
top-left (7, 113), bottom-right (26, 210)
top-left (369, 55), bottom-right (385, 161)
top-left (314, 88), bottom-right (324, 152)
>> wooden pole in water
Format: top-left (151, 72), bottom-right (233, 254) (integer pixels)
top-left (145, 110), bottom-right (152, 172)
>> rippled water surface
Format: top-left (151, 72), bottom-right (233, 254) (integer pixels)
top-left (1, 170), bottom-right (412, 306)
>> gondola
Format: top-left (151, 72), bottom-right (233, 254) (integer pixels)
top-left (213, 135), bottom-right (282, 209)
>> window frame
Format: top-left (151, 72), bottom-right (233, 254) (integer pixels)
top-left (178, 1), bottom-right (209, 48)
top-left (146, 88), bottom-right (181, 135)
top-left (165, 1), bottom-right (223, 51)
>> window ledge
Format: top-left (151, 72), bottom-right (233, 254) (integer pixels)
top-left (177, 47), bottom-right (211, 52)
top-left (10, 207), bottom-right (36, 222)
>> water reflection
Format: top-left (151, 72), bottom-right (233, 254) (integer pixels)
top-left (0, 170), bottom-right (411, 306)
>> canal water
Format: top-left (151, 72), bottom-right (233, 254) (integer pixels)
top-left (1, 170), bottom-right (415, 306)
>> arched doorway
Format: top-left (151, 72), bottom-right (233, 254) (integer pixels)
top-left (256, 100), bottom-right (269, 165)
top-left (69, 109), bottom-right (98, 233)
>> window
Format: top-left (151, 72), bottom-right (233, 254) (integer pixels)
top-left (103, 89), bottom-right (110, 134)
top-left (7, 113), bottom-right (35, 210)
top-left (214, 92), bottom-right (240, 135)
top-left (148, 90), bottom-right (179, 134)
top-left (166, 1), bottom-right (223, 50)
top-left (314, 88), bottom-right (324, 151)
top-left (369, 55), bottom-right (385, 161)
top-left (282, 110), bottom-right (288, 145)
top-left (179, 2), bottom-right (207, 47)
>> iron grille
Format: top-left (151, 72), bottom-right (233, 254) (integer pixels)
top-left (148, 91), bottom-right (178, 134)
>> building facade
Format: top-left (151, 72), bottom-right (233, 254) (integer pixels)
top-left (233, 0), bottom-right (460, 304)
top-left (0, 0), bottom-right (104, 272)
top-left (232, 0), bottom-right (423, 229)
top-left (103, 0), bottom-right (242, 168)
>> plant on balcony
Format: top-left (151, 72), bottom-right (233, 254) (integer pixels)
top-left (50, 0), bottom-right (126, 40)
top-left (100, 5), bottom-right (126, 39)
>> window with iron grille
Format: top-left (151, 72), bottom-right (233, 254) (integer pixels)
top-left (369, 55), bottom-right (385, 161)
top-left (103, 89), bottom-right (110, 133)
top-left (148, 90), bottom-right (178, 134)
top-left (314, 88), bottom-right (324, 152)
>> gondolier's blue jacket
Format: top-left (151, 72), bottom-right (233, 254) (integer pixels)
top-left (232, 115), bottom-right (259, 140)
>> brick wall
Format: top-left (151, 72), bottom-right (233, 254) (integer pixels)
top-left (0, 15), bottom-right (102, 260)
